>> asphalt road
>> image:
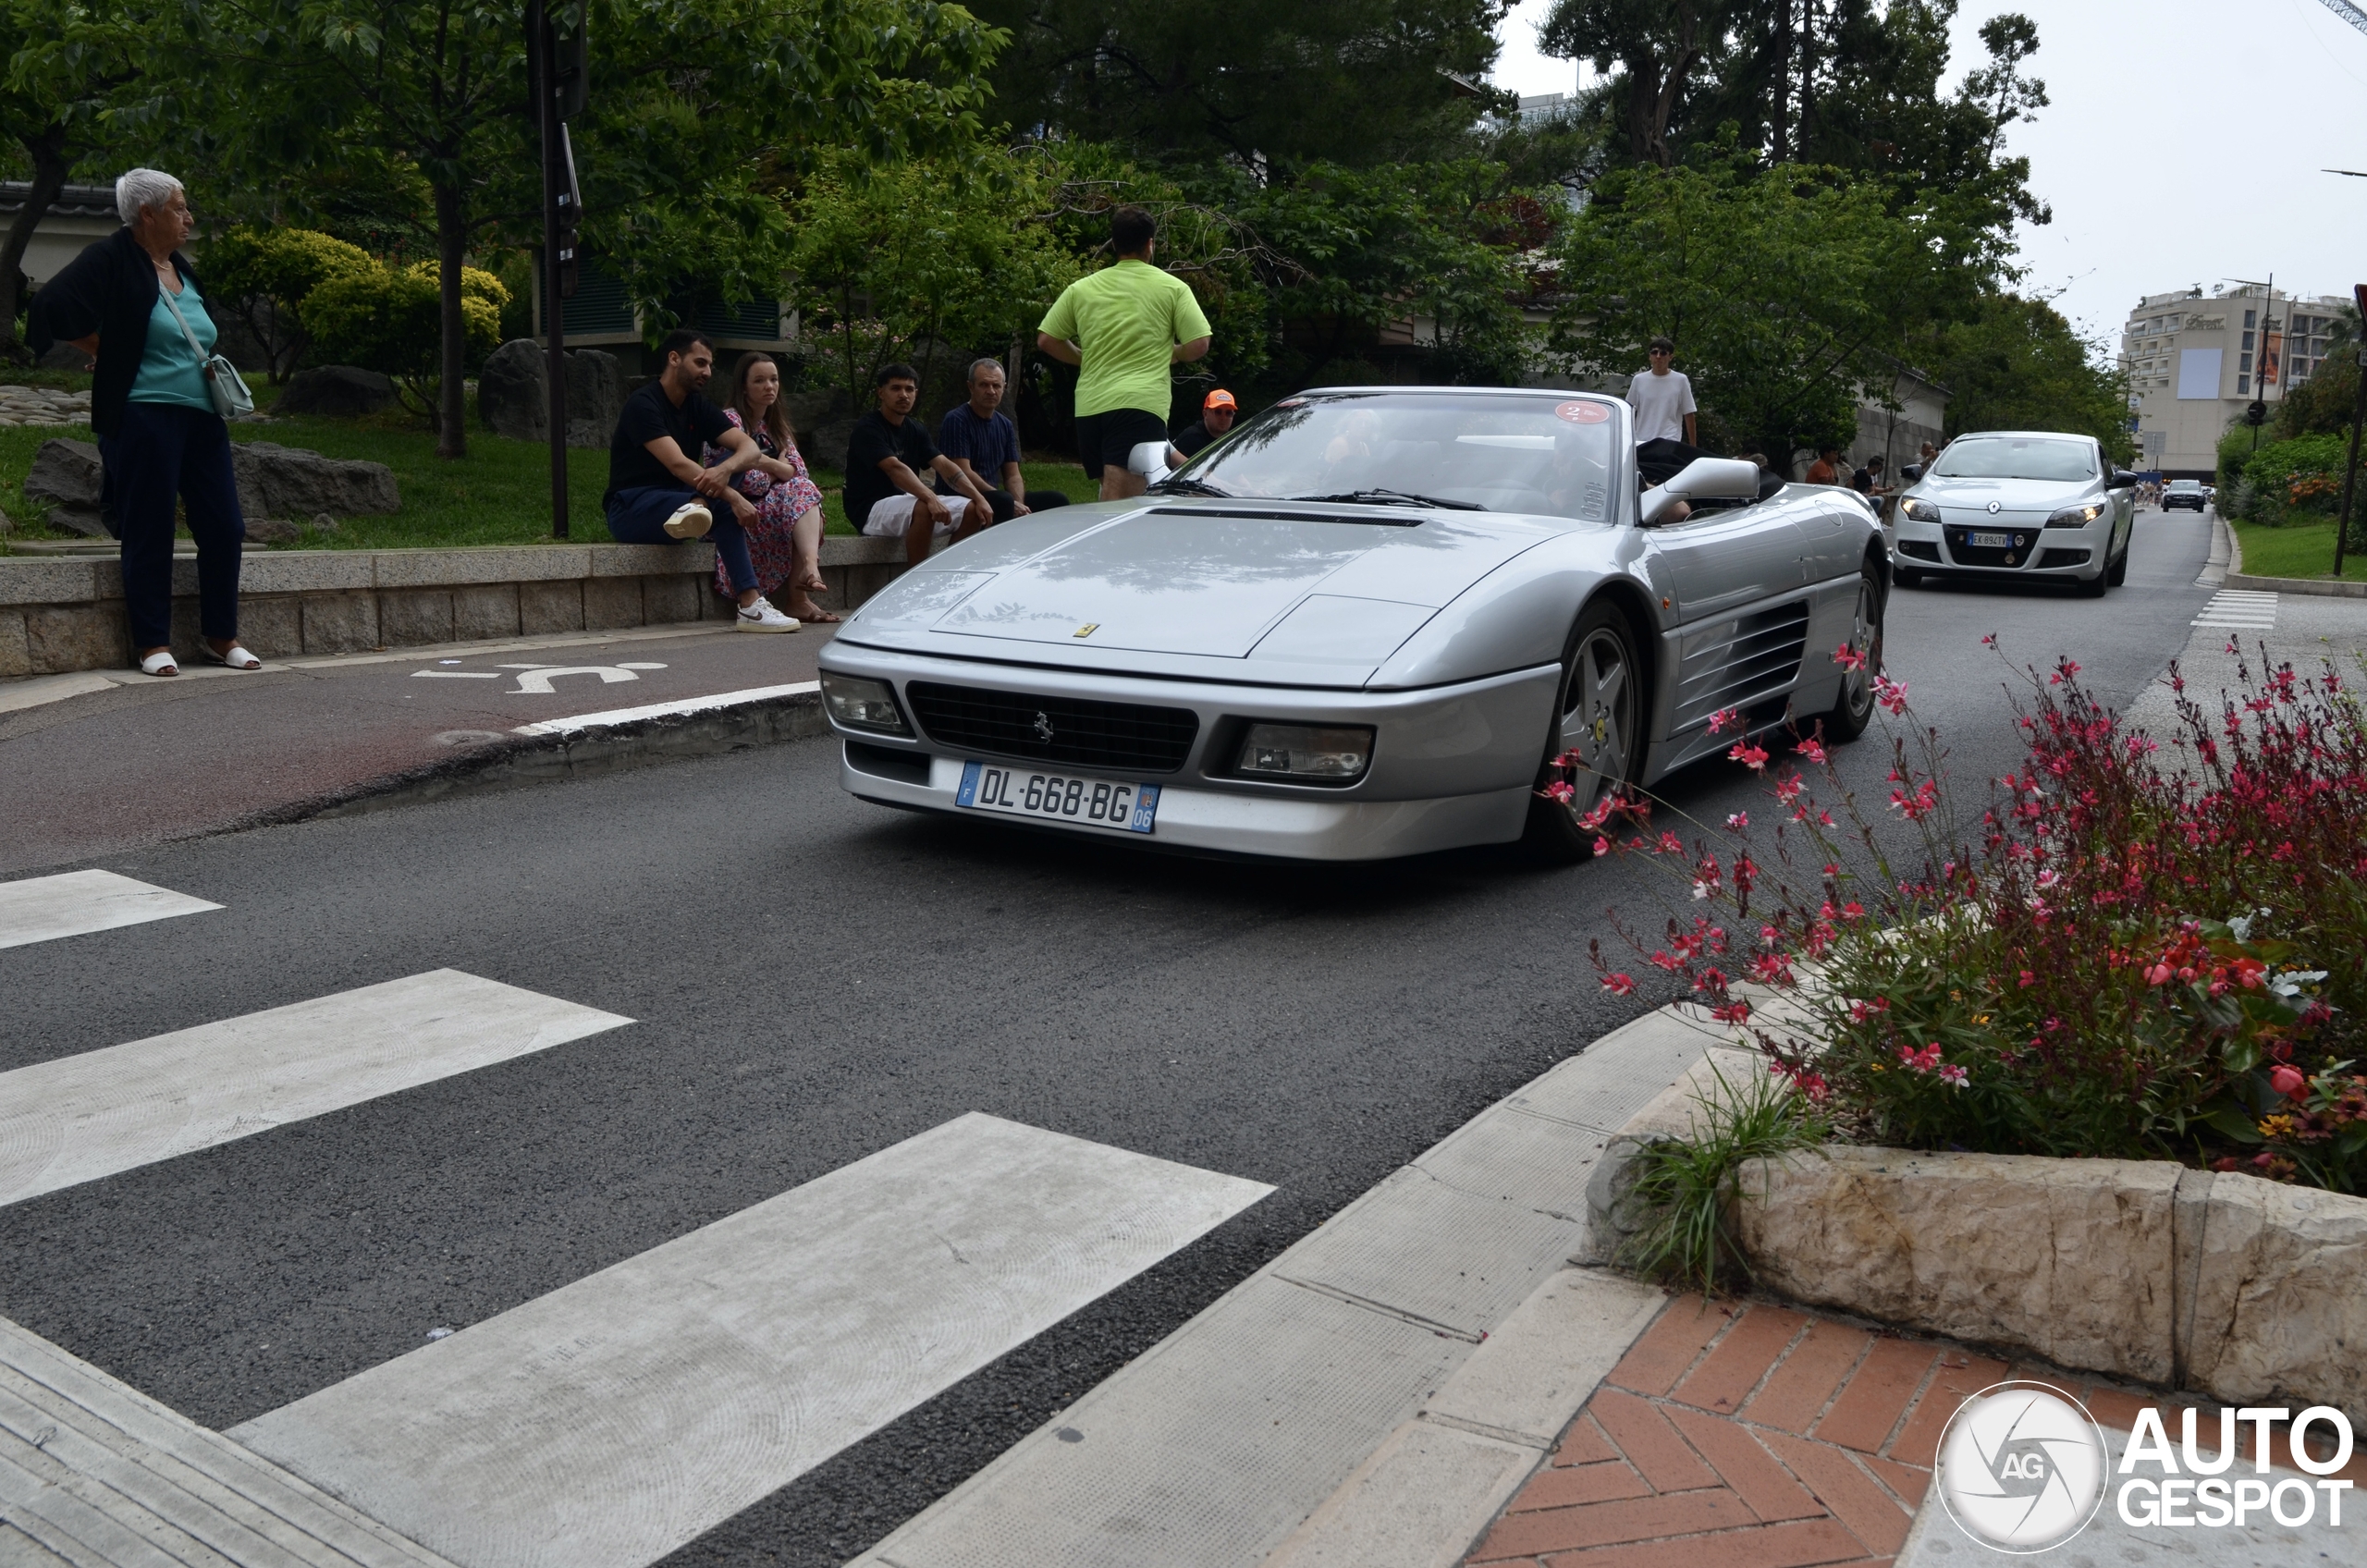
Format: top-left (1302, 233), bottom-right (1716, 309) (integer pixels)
top-left (0, 507), bottom-right (2214, 1566)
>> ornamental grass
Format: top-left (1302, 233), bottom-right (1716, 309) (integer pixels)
top-left (1583, 638), bottom-right (2367, 1193)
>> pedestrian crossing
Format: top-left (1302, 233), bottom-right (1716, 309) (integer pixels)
top-left (0, 869), bottom-right (220, 950)
top-left (0, 868), bottom-right (1276, 1568)
top-left (2193, 589), bottom-right (2277, 630)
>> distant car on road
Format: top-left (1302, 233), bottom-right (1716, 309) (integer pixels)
top-left (1891, 431), bottom-right (2138, 596)
top-left (818, 386), bottom-right (1887, 863)
top-left (2163, 479), bottom-right (2208, 512)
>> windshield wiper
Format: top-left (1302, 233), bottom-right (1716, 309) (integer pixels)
top-left (1290, 488), bottom-right (1485, 511)
top-left (1147, 476), bottom-right (1233, 496)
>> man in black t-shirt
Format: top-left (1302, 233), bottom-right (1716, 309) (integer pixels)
top-left (845, 363), bottom-right (998, 568)
top-left (1166, 387), bottom-right (1237, 467)
top-left (605, 327), bottom-right (798, 631)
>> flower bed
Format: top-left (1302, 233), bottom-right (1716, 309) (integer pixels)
top-left (1584, 638), bottom-right (2367, 1193)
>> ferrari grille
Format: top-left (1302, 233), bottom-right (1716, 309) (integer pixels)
top-left (907, 682), bottom-right (1200, 773)
top-left (1675, 601), bottom-right (1812, 731)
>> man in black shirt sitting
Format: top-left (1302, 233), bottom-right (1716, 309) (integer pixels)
top-left (605, 327), bottom-right (798, 631)
top-left (845, 363), bottom-right (998, 569)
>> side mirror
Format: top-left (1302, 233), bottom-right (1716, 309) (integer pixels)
top-left (1127, 440), bottom-right (1172, 486)
top-left (1639, 457), bottom-right (1762, 524)
top-left (2107, 470), bottom-right (2138, 490)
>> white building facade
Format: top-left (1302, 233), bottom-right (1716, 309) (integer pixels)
top-left (2122, 284), bottom-right (2351, 478)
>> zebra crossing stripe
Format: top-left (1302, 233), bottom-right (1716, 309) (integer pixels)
top-left (0, 970), bottom-right (632, 1207)
top-left (2194, 589), bottom-right (2276, 629)
top-left (0, 870), bottom-right (221, 951)
top-left (230, 1112), bottom-right (1273, 1568)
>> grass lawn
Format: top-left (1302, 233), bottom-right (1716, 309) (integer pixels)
top-left (0, 383), bottom-right (1098, 551)
top-left (2231, 518), bottom-right (2367, 582)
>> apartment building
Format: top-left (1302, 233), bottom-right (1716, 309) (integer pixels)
top-left (2122, 284), bottom-right (2351, 477)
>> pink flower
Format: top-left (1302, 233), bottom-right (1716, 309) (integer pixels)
top-left (1725, 812), bottom-right (1750, 830)
top-left (1539, 780), bottom-right (1575, 804)
top-left (1601, 973), bottom-right (1637, 996)
top-left (2017, 969), bottom-right (2036, 988)
top-left (1728, 741), bottom-right (1770, 771)
top-left (1657, 831), bottom-right (1686, 855)
top-left (2270, 1065), bottom-right (2308, 1100)
top-left (1593, 836), bottom-right (1612, 857)
top-left (1795, 739), bottom-right (1828, 765)
top-left (1710, 1000), bottom-right (1752, 1023)
top-left (1936, 1064), bottom-right (1969, 1088)
top-left (1832, 643), bottom-right (1867, 672)
top-left (1706, 706), bottom-right (1743, 735)
top-left (1873, 676), bottom-right (1910, 716)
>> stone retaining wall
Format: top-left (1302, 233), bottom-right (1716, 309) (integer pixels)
top-left (0, 535), bottom-right (916, 676)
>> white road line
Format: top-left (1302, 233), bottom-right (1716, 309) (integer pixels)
top-left (410, 670), bottom-right (499, 680)
top-left (0, 870), bottom-right (221, 951)
top-left (231, 1112), bottom-right (1271, 1568)
top-left (0, 970), bottom-right (631, 1207)
top-left (511, 680), bottom-right (820, 738)
top-left (2194, 589), bottom-right (2276, 630)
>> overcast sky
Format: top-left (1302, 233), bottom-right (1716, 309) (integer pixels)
top-left (1491, 0), bottom-right (2367, 346)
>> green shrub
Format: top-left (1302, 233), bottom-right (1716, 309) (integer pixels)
top-left (301, 262), bottom-right (508, 427)
top-left (2239, 433), bottom-right (2352, 524)
top-left (202, 227), bottom-right (374, 381)
top-left (1612, 1066), bottom-right (1828, 1295)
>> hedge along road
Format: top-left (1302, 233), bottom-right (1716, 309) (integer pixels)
top-left (0, 508), bottom-right (2214, 1567)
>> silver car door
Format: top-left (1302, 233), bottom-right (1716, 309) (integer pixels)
top-left (1639, 495), bottom-right (1817, 764)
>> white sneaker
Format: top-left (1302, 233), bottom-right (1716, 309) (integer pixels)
top-left (734, 596), bottom-right (802, 633)
top-left (664, 502), bottom-right (714, 540)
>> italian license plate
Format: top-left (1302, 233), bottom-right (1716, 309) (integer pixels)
top-left (1967, 530), bottom-right (2013, 548)
top-left (956, 760), bottom-right (1160, 834)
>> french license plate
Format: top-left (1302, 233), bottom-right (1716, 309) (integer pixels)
top-left (956, 760), bottom-right (1159, 834)
top-left (1967, 530), bottom-right (2013, 548)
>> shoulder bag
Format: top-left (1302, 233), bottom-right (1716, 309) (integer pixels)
top-left (156, 283), bottom-right (255, 420)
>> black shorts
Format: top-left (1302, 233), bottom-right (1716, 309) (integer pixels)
top-left (1073, 408), bottom-right (1171, 479)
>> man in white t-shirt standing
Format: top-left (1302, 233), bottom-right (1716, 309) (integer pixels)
top-left (1625, 337), bottom-right (1697, 446)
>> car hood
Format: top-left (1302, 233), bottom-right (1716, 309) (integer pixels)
top-left (840, 499), bottom-right (1565, 674)
top-left (1912, 474), bottom-right (2098, 513)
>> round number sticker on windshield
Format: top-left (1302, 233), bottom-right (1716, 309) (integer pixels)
top-left (1555, 400), bottom-right (1612, 423)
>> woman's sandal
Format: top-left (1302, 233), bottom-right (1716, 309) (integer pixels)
top-left (789, 603), bottom-right (842, 624)
top-left (138, 650), bottom-right (179, 677)
top-left (198, 643), bottom-right (264, 670)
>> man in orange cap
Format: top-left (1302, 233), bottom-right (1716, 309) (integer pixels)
top-left (1167, 387), bottom-right (1238, 467)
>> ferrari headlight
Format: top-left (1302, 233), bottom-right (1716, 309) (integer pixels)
top-left (1901, 497), bottom-right (1941, 522)
top-left (820, 671), bottom-right (910, 735)
top-left (1234, 723), bottom-right (1373, 782)
top-left (2047, 502), bottom-right (2105, 528)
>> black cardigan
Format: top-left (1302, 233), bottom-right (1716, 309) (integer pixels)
top-left (30, 227), bottom-right (201, 438)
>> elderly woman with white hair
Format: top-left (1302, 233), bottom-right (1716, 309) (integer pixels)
top-left (30, 168), bottom-right (258, 676)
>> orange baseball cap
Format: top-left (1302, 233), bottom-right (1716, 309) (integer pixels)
top-left (1205, 389), bottom-right (1237, 411)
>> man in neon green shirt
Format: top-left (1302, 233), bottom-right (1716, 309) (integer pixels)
top-left (1037, 206), bottom-right (1213, 501)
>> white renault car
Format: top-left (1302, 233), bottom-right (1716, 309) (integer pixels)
top-left (1891, 431), bottom-right (2138, 594)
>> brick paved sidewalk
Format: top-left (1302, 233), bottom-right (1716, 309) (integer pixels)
top-left (1462, 1292), bottom-right (2367, 1568)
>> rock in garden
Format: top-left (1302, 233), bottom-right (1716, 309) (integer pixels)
top-left (244, 517), bottom-right (303, 544)
top-left (44, 506), bottom-right (107, 538)
top-left (24, 438), bottom-right (103, 510)
top-left (38, 341), bottom-right (92, 373)
top-left (276, 365), bottom-right (394, 418)
top-left (477, 338), bottom-right (624, 447)
top-left (803, 418), bottom-right (855, 472)
top-left (231, 442), bottom-right (399, 519)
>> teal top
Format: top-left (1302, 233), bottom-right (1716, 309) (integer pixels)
top-left (129, 279), bottom-right (217, 412)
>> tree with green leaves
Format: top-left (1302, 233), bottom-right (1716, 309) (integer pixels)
top-left (965, 0), bottom-right (1511, 171)
top-left (0, 3), bottom-right (144, 360)
top-left (788, 148), bottom-right (1080, 401)
top-left (191, 0), bottom-right (1006, 459)
top-left (1919, 293), bottom-right (2133, 464)
top-left (1551, 157), bottom-right (1986, 459)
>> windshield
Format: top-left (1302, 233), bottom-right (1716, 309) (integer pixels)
top-left (2168, 481), bottom-right (2201, 491)
top-left (1932, 437), bottom-right (2097, 483)
top-left (1170, 392), bottom-right (1624, 521)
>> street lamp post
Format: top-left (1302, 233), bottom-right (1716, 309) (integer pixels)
top-left (2332, 282), bottom-right (2367, 579)
top-left (526, 2), bottom-right (585, 539)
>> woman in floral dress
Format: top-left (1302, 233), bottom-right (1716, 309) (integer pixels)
top-left (703, 353), bottom-right (838, 622)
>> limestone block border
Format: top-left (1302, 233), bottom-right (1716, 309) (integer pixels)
top-left (0, 535), bottom-right (918, 678)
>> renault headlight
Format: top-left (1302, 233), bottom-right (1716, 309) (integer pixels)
top-left (1233, 723), bottom-right (1373, 783)
top-left (820, 671), bottom-right (910, 735)
top-left (2046, 502), bottom-right (2105, 528)
top-left (1901, 497), bottom-right (1941, 522)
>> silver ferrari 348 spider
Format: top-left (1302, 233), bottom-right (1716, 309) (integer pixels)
top-left (816, 386), bottom-right (1887, 862)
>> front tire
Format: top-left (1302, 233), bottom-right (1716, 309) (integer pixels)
top-left (1813, 563), bottom-right (1885, 742)
top-left (2105, 541), bottom-right (2128, 586)
top-left (1522, 600), bottom-right (1645, 864)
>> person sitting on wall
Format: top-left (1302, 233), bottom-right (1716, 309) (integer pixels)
top-left (938, 357), bottom-right (1067, 522)
top-left (603, 327), bottom-right (799, 632)
top-left (847, 362), bottom-right (999, 569)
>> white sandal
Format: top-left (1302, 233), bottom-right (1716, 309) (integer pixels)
top-left (138, 650), bottom-right (178, 677)
top-left (199, 643), bottom-right (263, 670)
